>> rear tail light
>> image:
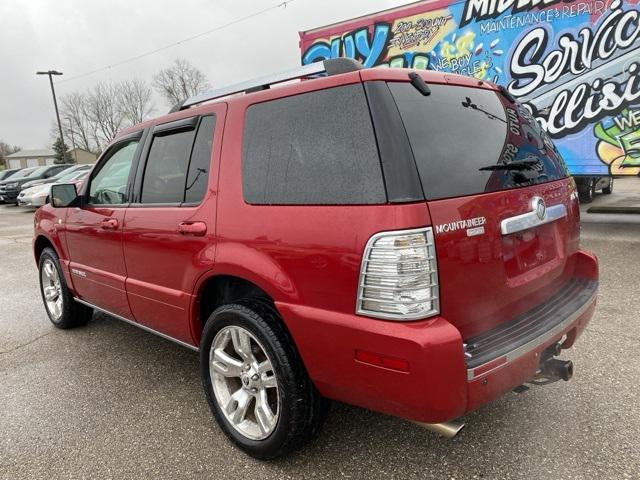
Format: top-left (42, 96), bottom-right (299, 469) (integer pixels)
top-left (357, 227), bottom-right (439, 321)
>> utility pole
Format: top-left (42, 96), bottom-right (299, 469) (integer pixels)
top-left (36, 70), bottom-right (67, 163)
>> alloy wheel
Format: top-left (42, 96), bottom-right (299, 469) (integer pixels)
top-left (209, 325), bottom-right (280, 440)
top-left (41, 258), bottom-right (63, 320)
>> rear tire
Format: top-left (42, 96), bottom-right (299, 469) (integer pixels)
top-left (602, 177), bottom-right (613, 194)
top-left (200, 299), bottom-right (329, 459)
top-left (38, 247), bottom-right (93, 329)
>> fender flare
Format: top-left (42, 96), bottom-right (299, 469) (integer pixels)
top-left (188, 242), bottom-right (301, 345)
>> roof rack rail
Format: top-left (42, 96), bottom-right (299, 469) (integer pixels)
top-left (168, 58), bottom-right (363, 113)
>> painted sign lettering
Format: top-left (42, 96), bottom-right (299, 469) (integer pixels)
top-left (299, 0), bottom-right (640, 175)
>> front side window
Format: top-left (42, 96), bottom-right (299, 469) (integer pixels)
top-left (89, 140), bottom-right (139, 205)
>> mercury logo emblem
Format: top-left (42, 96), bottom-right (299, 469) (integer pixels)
top-left (531, 197), bottom-right (546, 220)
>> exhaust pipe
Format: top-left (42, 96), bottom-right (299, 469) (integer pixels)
top-left (413, 420), bottom-right (466, 438)
top-left (540, 358), bottom-right (574, 382)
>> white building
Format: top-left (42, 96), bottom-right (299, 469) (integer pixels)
top-left (4, 149), bottom-right (56, 169)
top-left (4, 148), bottom-right (97, 169)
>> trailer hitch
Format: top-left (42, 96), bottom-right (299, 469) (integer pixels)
top-left (528, 342), bottom-right (574, 386)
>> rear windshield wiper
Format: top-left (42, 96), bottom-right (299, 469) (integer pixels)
top-left (479, 159), bottom-right (539, 171)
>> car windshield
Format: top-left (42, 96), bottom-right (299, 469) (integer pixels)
top-left (25, 166), bottom-right (50, 178)
top-left (51, 165), bottom-right (88, 179)
top-left (9, 167), bottom-right (38, 179)
top-left (56, 171), bottom-right (84, 183)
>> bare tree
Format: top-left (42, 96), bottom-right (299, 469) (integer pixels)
top-left (60, 92), bottom-right (97, 153)
top-left (0, 141), bottom-right (21, 168)
top-left (60, 80), bottom-right (154, 154)
top-left (153, 58), bottom-right (211, 106)
top-left (84, 82), bottom-right (125, 151)
top-left (118, 79), bottom-right (154, 125)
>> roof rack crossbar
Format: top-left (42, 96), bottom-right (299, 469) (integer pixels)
top-left (174, 58), bottom-right (362, 112)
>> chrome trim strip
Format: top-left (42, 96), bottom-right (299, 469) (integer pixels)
top-left (74, 298), bottom-right (199, 352)
top-left (501, 203), bottom-right (567, 235)
top-left (466, 289), bottom-right (597, 381)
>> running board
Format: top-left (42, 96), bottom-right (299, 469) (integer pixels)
top-left (74, 298), bottom-right (199, 352)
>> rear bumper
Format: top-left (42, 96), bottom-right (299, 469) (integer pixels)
top-left (464, 277), bottom-right (597, 381)
top-left (279, 250), bottom-right (598, 424)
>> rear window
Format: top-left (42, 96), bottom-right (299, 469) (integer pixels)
top-left (242, 84), bottom-right (386, 205)
top-left (388, 82), bottom-right (567, 200)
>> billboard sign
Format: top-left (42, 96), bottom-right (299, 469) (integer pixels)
top-left (300, 0), bottom-right (640, 175)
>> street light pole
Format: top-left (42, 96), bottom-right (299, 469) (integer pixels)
top-left (36, 70), bottom-right (68, 163)
top-left (65, 117), bottom-right (78, 163)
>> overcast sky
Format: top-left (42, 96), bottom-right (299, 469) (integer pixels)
top-left (0, 0), bottom-right (412, 149)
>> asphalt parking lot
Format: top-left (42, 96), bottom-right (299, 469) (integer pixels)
top-left (1, 180), bottom-right (639, 480)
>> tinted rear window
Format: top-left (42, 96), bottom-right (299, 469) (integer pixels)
top-left (242, 84), bottom-right (386, 205)
top-left (388, 83), bottom-right (567, 200)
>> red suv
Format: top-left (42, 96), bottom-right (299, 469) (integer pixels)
top-left (34, 59), bottom-right (598, 459)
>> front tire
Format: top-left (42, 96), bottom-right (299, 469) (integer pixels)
top-left (200, 300), bottom-right (329, 459)
top-left (38, 247), bottom-right (93, 329)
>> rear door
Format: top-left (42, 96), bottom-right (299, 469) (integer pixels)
top-left (65, 133), bottom-right (143, 319)
top-left (122, 107), bottom-right (225, 344)
top-left (387, 80), bottom-right (580, 338)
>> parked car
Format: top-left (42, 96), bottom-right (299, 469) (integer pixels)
top-left (35, 59), bottom-right (599, 459)
top-left (0, 168), bottom-right (24, 203)
top-left (575, 176), bottom-right (614, 203)
top-left (0, 168), bottom-right (23, 182)
top-left (21, 164), bottom-right (92, 191)
top-left (0, 164), bottom-right (73, 204)
top-left (0, 167), bottom-right (39, 203)
top-left (18, 170), bottom-right (89, 208)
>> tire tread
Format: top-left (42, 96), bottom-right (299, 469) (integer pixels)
top-left (200, 298), bottom-right (328, 459)
top-left (39, 247), bottom-right (92, 329)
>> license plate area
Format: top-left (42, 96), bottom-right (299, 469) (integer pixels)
top-left (502, 223), bottom-right (560, 279)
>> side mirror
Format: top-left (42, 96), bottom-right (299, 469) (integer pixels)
top-left (50, 183), bottom-right (79, 208)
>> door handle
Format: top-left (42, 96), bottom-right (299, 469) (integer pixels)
top-left (100, 218), bottom-right (119, 230)
top-left (178, 221), bottom-right (207, 236)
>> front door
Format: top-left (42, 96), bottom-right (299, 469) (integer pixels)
top-left (123, 109), bottom-right (224, 344)
top-left (65, 134), bottom-right (142, 319)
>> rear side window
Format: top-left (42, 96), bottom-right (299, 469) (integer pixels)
top-left (141, 116), bottom-right (215, 204)
top-left (185, 116), bottom-right (215, 204)
top-left (388, 83), bottom-right (567, 200)
top-left (242, 84), bottom-right (386, 205)
top-left (141, 129), bottom-right (194, 204)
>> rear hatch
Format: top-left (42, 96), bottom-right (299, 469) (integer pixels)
top-left (387, 79), bottom-right (580, 339)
